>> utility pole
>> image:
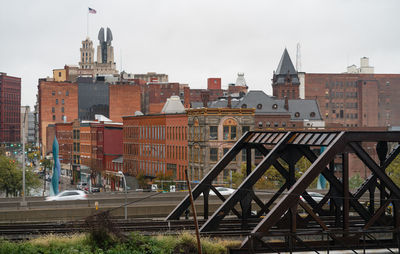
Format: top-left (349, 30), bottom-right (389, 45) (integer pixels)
top-left (21, 108), bottom-right (28, 207)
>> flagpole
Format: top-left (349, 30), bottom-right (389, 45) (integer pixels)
top-left (87, 10), bottom-right (89, 37)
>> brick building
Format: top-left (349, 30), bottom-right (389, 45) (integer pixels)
top-left (187, 108), bottom-right (255, 183)
top-left (55, 117), bottom-right (123, 186)
top-left (38, 79), bottom-right (142, 154)
top-left (54, 122), bottom-right (73, 176)
top-left (0, 73), bottom-right (21, 143)
top-left (123, 96), bottom-right (188, 185)
top-left (304, 73), bottom-right (400, 128)
top-left (272, 49), bottom-right (300, 100)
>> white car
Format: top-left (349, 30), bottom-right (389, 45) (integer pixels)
top-left (45, 190), bottom-right (88, 201)
top-left (300, 192), bottom-right (324, 203)
top-left (200, 187), bottom-right (235, 196)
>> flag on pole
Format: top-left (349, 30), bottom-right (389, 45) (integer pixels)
top-left (88, 7), bottom-right (97, 14)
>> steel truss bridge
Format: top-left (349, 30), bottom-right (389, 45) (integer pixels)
top-left (167, 131), bottom-right (400, 253)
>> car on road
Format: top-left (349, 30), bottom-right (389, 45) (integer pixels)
top-left (45, 190), bottom-right (88, 201)
top-left (77, 182), bottom-right (88, 191)
top-left (201, 187), bottom-right (235, 196)
top-left (300, 192), bottom-right (324, 203)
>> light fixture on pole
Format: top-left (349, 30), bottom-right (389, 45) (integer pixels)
top-left (21, 109), bottom-right (28, 207)
top-left (118, 170), bottom-right (128, 220)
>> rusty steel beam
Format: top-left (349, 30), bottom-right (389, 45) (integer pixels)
top-left (166, 131), bottom-right (252, 220)
top-left (349, 142), bottom-right (400, 200)
top-left (200, 132), bottom-right (296, 232)
top-left (240, 132), bottom-right (346, 248)
top-left (297, 145), bottom-right (372, 221)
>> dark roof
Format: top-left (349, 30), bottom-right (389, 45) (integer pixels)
top-left (189, 90), bottom-right (322, 121)
top-left (276, 48), bottom-right (297, 75)
top-left (233, 91), bottom-right (322, 121)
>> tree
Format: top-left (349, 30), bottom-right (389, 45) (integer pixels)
top-left (0, 155), bottom-right (40, 197)
top-left (155, 171), bottom-right (174, 191)
top-left (136, 173), bottom-right (147, 189)
top-left (349, 173), bottom-right (364, 189)
top-left (387, 153), bottom-right (400, 186)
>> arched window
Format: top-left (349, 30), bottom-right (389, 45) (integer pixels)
top-left (222, 118), bottom-right (238, 140)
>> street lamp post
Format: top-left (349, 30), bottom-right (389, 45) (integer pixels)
top-left (118, 170), bottom-right (128, 220)
top-left (21, 109), bottom-right (28, 207)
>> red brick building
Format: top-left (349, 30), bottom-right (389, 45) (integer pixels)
top-left (123, 96), bottom-right (188, 182)
top-left (38, 80), bottom-right (78, 154)
top-left (304, 73), bottom-right (400, 128)
top-left (38, 79), bottom-right (141, 154)
top-left (272, 49), bottom-right (300, 100)
top-left (54, 122), bottom-right (73, 175)
top-left (109, 84), bottom-right (142, 122)
top-left (55, 119), bottom-right (123, 186)
top-left (207, 78), bottom-right (221, 90)
top-left (0, 73), bottom-right (21, 143)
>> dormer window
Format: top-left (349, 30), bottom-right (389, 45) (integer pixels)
top-left (295, 112), bottom-right (300, 118)
top-left (272, 104), bottom-right (278, 109)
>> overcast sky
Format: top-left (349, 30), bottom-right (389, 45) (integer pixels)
top-left (1, 0), bottom-right (400, 108)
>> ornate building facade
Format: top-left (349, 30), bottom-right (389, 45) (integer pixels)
top-left (187, 108), bottom-right (255, 183)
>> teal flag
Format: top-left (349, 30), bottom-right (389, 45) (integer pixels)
top-left (317, 146), bottom-right (327, 189)
top-left (50, 136), bottom-right (61, 196)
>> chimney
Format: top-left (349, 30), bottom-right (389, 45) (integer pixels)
top-left (184, 87), bottom-right (191, 108)
top-left (201, 90), bottom-right (209, 108)
top-left (227, 95), bottom-right (232, 108)
top-left (284, 96), bottom-right (289, 110)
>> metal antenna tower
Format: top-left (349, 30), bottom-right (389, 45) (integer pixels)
top-left (296, 43), bottom-right (302, 72)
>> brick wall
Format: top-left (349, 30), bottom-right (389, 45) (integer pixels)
top-left (38, 81), bottom-right (78, 154)
top-left (109, 84), bottom-right (141, 122)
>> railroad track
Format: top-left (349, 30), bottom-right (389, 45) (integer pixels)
top-left (0, 215), bottom-right (387, 241)
top-left (0, 218), bottom-right (255, 241)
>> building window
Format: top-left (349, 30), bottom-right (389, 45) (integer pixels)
top-left (210, 126), bottom-right (218, 140)
top-left (210, 148), bottom-right (218, 161)
top-left (294, 112), bottom-right (300, 118)
top-left (56, 99), bottom-right (58, 105)
top-left (61, 107), bottom-right (64, 113)
top-left (258, 122), bottom-right (263, 129)
top-left (58, 72), bottom-right (62, 77)
top-left (223, 119), bottom-right (237, 140)
top-left (282, 122), bottom-right (286, 127)
top-left (257, 104), bottom-right (263, 109)
top-left (66, 90), bottom-right (69, 96)
top-left (62, 99), bottom-right (64, 105)
top-left (242, 149), bottom-right (247, 161)
top-left (274, 122), bottom-right (278, 127)
top-left (52, 91), bottom-right (55, 96)
top-left (241, 104), bottom-right (247, 108)
top-left (193, 146), bottom-right (200, 162)
top-left (310, 112), bottom-right (316, 117)
top-left (52, 115), bottom-right (55, 120)
top-left (52, 107), bottom-right (55, 113)
top-left (272, 104), bottom-right (278, 109)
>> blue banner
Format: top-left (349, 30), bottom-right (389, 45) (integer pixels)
top-left (50, 136), bottom-right (61, 196)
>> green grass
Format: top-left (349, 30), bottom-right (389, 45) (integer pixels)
top-left (0, 232), bottom-right (240, 254)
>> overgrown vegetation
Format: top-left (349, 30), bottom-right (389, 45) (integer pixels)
top-left (0, 231), bottom-right (239, 254)
top-left (231, 156), bottom-right (318, 189)
top-left (0, 155), bottom-right (40, 197)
